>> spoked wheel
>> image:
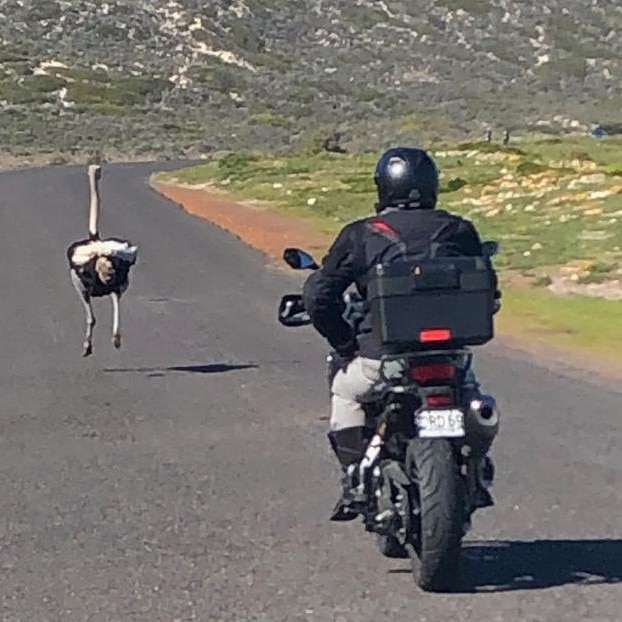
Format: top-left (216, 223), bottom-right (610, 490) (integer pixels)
top-left (406, 438), bottom-right (464, 592)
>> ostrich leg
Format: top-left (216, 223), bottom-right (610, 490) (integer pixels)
top-left (70, 270), bottom-right (96, 356)
top-left (111, 291), bottom-right (121, 349)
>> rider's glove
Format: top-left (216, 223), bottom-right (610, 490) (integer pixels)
top-left (493, 289), bottom-right (502, 315)
top-left (335, 337), bottom-right (358, 368)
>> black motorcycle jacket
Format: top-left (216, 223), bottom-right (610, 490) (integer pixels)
top-left (302, 207), bottom-right (492, 360)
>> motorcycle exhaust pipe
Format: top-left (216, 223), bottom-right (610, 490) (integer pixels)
top-left (462, 393), bottom-right (500, 459)
top-left (469, 394), bottom-right (500, 429)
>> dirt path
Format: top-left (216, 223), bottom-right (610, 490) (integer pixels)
top-left (153, 180), bottom-right (622, 382)
top-left (153, 182), bottom-right (334, 265)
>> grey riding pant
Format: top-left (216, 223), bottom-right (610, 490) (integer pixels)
top-left (329, 355), bottom-right (479, 431)
top-left (330, 357), bottom-right (383, 431)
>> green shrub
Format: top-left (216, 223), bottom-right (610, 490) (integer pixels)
top-left (229, 21), bottom-right (265, 54)
top-left (516, 160), bottom-right (550, 175)
top-left (218, 151), bottom-right (259, 175)
top-left (28, 0), bottom-right (61, 21)
top-left (456, 140), bottom-right (526, 156)
top-left (442, 177), bottom-right (468, 193)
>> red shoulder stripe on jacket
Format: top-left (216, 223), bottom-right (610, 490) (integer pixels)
top-left (369, 219), bottom-right (400, 237)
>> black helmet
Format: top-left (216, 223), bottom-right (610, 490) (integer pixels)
top-left (373, 147), bottom-right (439, 212)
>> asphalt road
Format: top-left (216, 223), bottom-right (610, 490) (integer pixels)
top-left (0, 163), bottom-right (620, 622)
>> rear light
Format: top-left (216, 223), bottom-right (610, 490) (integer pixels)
top-left (426, 394), bottom-right (453, 407)
top-left (410, 363), bottom-right (456, 384)
top-left (420, 328), bottom-right (452, 343)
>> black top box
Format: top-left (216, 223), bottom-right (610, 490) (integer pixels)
top-left (367, 256), bottom-right (497, 350)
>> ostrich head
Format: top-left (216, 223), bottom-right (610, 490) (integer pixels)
top-left (88, 163), bottom-right (102, 181)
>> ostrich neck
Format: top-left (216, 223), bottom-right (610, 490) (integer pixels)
top-left (88, 173), bottom-right (100, 238)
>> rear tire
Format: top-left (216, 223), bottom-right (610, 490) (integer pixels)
top-left (407, 438), bottom-right (464, 592)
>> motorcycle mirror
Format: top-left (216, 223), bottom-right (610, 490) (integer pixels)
top-left (283, 247), bottom-right (319, 270)
top-left (277, 294), bottom-right (312, 327)
top-left (482, 240), bottom-right (499, 258)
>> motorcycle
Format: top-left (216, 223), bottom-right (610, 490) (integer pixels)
top-left (277, 243), bottom-right (501, 592)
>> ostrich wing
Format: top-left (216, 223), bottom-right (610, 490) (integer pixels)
top-left (70, 240), bottom-right (138, 266)
top-left (110, 245), bottom-right (138, 264)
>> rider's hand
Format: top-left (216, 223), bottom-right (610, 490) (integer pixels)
top-left (335, 338), bottom-right (358, 369)
top-left (493, 289), bottom-right (502, 314)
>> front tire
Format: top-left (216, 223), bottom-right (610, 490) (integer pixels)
top-left (407, 438), bottom-right (464, 592)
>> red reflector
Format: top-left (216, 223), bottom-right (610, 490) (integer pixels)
top-left (410, 363), bottom-right (456, 383)
top-left (420, 328), bottom-right (452, 343)
top-left (426, 394), bottom-right (453, 407)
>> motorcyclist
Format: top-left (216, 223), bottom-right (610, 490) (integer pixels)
top-left (302, 146), bottom-right (499, 521)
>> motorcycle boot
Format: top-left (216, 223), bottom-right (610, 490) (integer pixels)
top-left (327, 426), bottom-right (368, 522)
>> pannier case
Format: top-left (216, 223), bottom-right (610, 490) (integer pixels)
top-left (367, 256), bottom-right (496, 349)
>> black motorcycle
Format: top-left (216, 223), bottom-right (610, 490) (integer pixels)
top-left (278, 243), bottom-right (501, 592)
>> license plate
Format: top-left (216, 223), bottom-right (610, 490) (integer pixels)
top-left (415, 409), bottom-right (465, 438)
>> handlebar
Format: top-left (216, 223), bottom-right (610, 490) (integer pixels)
top-left (278, 289), bottom-right (365, 329)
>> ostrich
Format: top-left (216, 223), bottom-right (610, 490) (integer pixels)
top-left (66, 164), bottom-right (138, 356)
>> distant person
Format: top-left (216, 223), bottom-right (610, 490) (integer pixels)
top-left (323, 131), bottom-right (347, 154)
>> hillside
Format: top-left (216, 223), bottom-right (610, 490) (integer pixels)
top-left (1, 0), bottom-right (622, 161)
